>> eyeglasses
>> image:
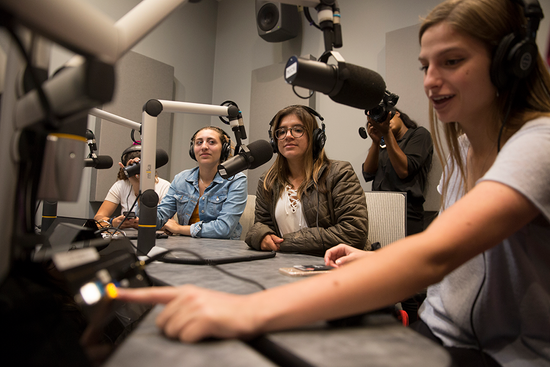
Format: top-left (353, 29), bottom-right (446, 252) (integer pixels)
top-left (274, 126), bottom-right (305, 140)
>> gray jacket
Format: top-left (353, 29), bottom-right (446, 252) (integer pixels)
top-left (245, 160), bottom-right (370, 256)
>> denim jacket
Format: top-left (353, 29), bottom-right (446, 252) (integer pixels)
top-left (157, 167), bottom-right (247, 239)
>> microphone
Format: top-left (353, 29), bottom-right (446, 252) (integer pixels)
top-left (218, 140), bottom-right (273, 179)
top-left (284, 52), bottom-right (386, 110)
top-left (84, 156), bottom-right (113, 169)
top-left (124, 148), bottom-right (169, 178)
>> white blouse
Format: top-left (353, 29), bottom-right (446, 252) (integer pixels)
top-left (274, 185), bottom-right (308, 236)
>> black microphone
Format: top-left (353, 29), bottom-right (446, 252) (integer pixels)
top-left (124, 148), bottom-right (169, 178)
top-left (84, 156), bottom-right (113, 169)
top-left (284, 53), bottom-right (386, 110)
top-left (218, 140), bottom-right (273, 179)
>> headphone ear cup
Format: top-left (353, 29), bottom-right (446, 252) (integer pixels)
top-left (268, 129), bottom-right (278, 154)
top-left (491, 33), bottom-right (538, 90)
top-left (312, 124), bottom-right (326, 160)
top-left (509, 39), bottom-right (538, 79)
top-left (271, 139), bottom-right (278, 154)
top-left (220, 142), bottom-right (231, 162)
top-left (491, 33), bottom-right (517, 90)
top-left (189, 140), bottom-right (196, 161)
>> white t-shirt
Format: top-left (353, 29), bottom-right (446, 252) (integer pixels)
top-left (420, 117), bottom-right (550, 366)
top-left (104, 178), bottom-right (171, 215)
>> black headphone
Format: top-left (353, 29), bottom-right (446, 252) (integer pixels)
top-left (268, 105), bottom-right (326, 160)
top-left (490, 0), bottom-right (543, 90)
top-left (189, 126), bottom-right (232, 162)
top-left (120, 145), bottom-right (141, 166)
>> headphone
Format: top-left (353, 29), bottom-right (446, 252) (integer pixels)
top-left (490, 0), bottom-right (543, 90)
top-left (189, 126), bottom-right (232, 162)
top-left (268, 105), bottom-right (326, 161)
top-left (120, 145), bottom-right (141, 166)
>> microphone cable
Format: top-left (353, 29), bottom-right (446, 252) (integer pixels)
top-left (292, 85), bottom-right (315, 100)
top-left (303, 7), bottom-right (321, 30)
top-left (95, 191), bottom-right (141, 238)
top-left (4, 21), bottom-right (60, 240)
top-left (120, 239), bottom-right (267, 292)
top-left (4, 22), bottom-right (60, 130)
top-left (497, 81), bottom-right (519, 153)
top-left (159, 247), bottom-right (267, 291)
top-left (94, 189), bottom-right (268, 292)
top-left (218, 100), bottom-right (239, 125)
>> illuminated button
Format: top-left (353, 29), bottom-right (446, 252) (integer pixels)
top-left (106, 283), bottom-right (118, 299)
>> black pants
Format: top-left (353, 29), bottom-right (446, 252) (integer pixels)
top-left (409, 319), bottom-right (502, 367)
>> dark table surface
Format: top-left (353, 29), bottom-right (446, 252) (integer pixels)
top-left (103, 236), bottom-right (451, 367)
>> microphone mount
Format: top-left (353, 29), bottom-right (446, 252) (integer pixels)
top-left (138, 99), bottom-right (244, 255)
top-left (287, 50), bottom-right (347, 101)
top-left (314, 0), bottom-right (343, 52)
top-left (86, 129), bottom-right (98, 159)
top-left (219, 100), bottom-right (247, 154)
top-left (318, 51), bottom-right (347, 97)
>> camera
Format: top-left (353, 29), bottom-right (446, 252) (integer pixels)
top-left (366, 90), bottom-right (399, 123)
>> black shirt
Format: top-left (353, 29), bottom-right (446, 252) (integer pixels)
top-left (363, 126), bottom-right (433, 225)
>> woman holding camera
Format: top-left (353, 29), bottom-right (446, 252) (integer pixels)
top-left (363, 109), bottom-right (433, 236)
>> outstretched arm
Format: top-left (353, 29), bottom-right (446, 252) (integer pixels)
top-left (117, 181), bottom-right (539, 342)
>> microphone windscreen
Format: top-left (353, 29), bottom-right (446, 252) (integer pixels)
top-left (124, 149), bottom-right (169, 177)
top-left (95, 155), bottom-right (113, 169)
top-left (155, 149), bottom-right (169, 168)
top-left (84, 156), bottom-right (113, 169)
top-left (330, 63), bottom-right (386, 110)
top-left (247, 139), bottom-right (273, 169)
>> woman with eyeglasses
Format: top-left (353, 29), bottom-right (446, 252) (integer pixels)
top-left (244, 105), bottom-right (369, 256)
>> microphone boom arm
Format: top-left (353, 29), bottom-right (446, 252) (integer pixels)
top-left (137, 99), bottom-right (241, 254)
top-left (0, 0), bottom-right (190, 284)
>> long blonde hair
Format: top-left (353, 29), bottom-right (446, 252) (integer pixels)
top-left (419, 0), bottom-right (550, 208)
top-left (264, 105), bottom-right (330, 199)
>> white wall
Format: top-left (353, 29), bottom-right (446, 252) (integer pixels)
top-left (49, 0), bottom-right (220, 219)
top-left (211, 0), bottom-right (550, 211)
top-left (34, 0), bottom-right (550, 218)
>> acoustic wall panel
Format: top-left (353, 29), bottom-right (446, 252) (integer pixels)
top-left (248, 60), bottom-right (316, 195)
top-left (90, 51), bottom-right (174, 202)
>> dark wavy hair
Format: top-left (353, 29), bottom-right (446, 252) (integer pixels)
top-left (395, 109), bottom-right (418, 129)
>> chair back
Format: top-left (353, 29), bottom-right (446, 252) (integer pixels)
top-left (240, 195), bottom-right (257, 240)
top-left (365, 191), bottom-right (407, 247)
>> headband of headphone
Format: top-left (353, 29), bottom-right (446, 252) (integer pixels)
top-left (490, 0), bottom-right (543, 89)
top-left (189, 126), bottom-right (232, 162)
top-left (268, 105), bottom-right (326, 160)
top-left (120, 145), bottom-right (141, 166)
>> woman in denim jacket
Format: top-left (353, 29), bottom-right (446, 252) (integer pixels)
top-left (156, 127), bottom-right (247, 239)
